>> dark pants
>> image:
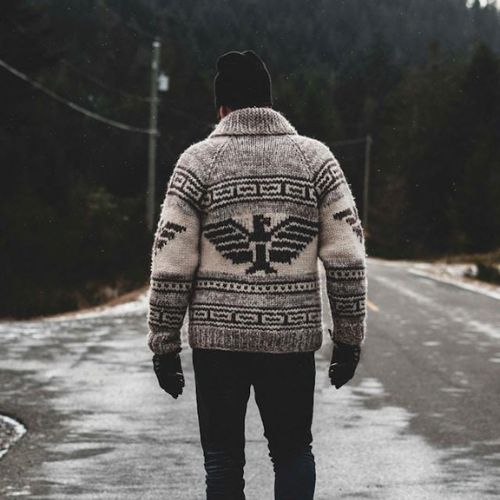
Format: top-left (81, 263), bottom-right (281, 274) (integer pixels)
top-left (192, 347), bottom-right (316, 500)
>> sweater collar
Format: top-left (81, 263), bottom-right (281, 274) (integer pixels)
top-left (209, 107), bottom-right (297, 137)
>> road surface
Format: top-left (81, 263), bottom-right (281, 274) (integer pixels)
top-left (0, 259), bottom-right (499, 499)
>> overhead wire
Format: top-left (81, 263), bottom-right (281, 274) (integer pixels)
top-left (5, 10), bottom-right (215, 131)
top-left (59, 60), bottom-right (152, 103)
top-left (0, 57), bottom-right (154, 135)
top-left (5, 15), bottom-right (152, 103)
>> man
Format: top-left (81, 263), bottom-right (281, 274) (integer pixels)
top-left (147, 50), bottom-right (367, 500)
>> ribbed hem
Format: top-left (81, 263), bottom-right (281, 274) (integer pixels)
top-left (188, 325), bottom-right (323, 353)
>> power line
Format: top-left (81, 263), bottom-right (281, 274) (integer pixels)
top-left (60, 60), bottom-right (152, 103)
top-left (5, 11), bottom-right (214, 130)
top-left (0, 57), bottom-right (154, 135)
top-left (6, 15), bottom-right (152, 103)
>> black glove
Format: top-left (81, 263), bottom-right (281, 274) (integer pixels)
top-left (328, 333), bottom-right (361, 390)
top-left (152, 351), bottom-right (185, 399)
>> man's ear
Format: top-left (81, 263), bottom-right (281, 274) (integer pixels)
top-left (218, 105), bottom-right (232, 119)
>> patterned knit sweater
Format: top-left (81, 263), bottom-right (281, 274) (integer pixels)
top-left (147, 107), bottom-right (367, 355)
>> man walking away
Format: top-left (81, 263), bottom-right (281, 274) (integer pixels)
top-left (147, 50), bottom-right (367, 500)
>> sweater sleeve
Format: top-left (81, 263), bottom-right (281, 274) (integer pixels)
top-left (313, 151), bottom-right (367, 346)
top-left (147, 149), bottom-right (206, 355)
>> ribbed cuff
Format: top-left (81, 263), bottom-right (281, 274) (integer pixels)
top-left (330, 317), bottom-right (365, 346)
top-left (148, 331), bottom-right (182, 355)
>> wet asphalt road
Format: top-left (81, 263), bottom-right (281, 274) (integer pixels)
top-left (0, 259), bottom-right (499, 499)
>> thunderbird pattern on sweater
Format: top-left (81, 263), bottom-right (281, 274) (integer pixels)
top-left (147, 107), bottom-right (367, 355)
top-left (203, 214), bottom-right (319, 275)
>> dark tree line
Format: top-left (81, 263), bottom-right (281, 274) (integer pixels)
top-left (1, 0), bottom-right (499, 317)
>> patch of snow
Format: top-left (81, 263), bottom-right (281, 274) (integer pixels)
top-left (408, 269), bottom-right (500, 302)
top-left (0, 415), bottom-right (26, 459)
top-left (372, 258), bottom-right (500, 301)
top-left (43, 291), bottom-right (149, 323)
top-left (0, 485), bottom-right (32, 497)
top-left (412, 262), bottom-right (479, 279)
top-left (466, 319), bottom-right (500, 341)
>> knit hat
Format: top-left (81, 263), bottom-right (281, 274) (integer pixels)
top-left (214, 50), bottom-right (273, 110)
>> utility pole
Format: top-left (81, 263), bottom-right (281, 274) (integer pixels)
top-left (146, 39), bottom-right (161, 232)
top-left (362, 134), bottom-right (373, 234)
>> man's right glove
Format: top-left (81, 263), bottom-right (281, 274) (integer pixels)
top-left (152, 350), bottom-right (185, 399)
top-left (328, 332), bottom-right (361, 390)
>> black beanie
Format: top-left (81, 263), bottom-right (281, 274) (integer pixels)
top-left (214, 50), bottom-right (273, 110)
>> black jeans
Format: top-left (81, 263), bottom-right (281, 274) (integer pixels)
top-left (192, 347), bottom-right (316, 500)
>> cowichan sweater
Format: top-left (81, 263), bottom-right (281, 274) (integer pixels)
top-left (147, 107), bottom-right (367, 355)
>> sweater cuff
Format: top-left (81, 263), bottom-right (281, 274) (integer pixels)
top-left (330, 317), bottom-right (365, 346)
top-left (148, 332), bottom-right (182, 356)
top-left (147, 272), bottom-right (192, 355)
top-left (324, 263), bottom-right (367, 346)
top-left (147, 331), bottom-right (182, 355)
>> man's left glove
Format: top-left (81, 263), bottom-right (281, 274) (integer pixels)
top-left (152, 351), bottom-right (185, 399)
top-left (328, 331), bottom-right (361, 390)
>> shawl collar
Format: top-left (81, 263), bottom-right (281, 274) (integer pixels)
top-left (209, 107), bottom-right (298, 137)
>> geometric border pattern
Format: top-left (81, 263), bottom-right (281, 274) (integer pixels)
top-left (312, 159), bottom-right (345, 205)
top-left (204, 175), bottom-right (317, 210)
top-left (190, 303), bottom-right (322, 329)
top-left (194, 276), bottom-right (319, 294)
top-left (330, 294), bottom-right (366, 317)
top-left (325, 266), bottom-right (366, 281)
top-left (148, 303), bottom-right (187, 329)
top-left (167, 170), bottom-right (318, 213)
top-left (167, 165), bottom-right (206, 213)
top-left (150, 274), bottom-right (193, 294)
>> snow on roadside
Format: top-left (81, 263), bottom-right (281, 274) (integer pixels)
top-left (0, 415), bottom-right (26, 459)
top-left (408, 262), bottom-right (500, 301)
